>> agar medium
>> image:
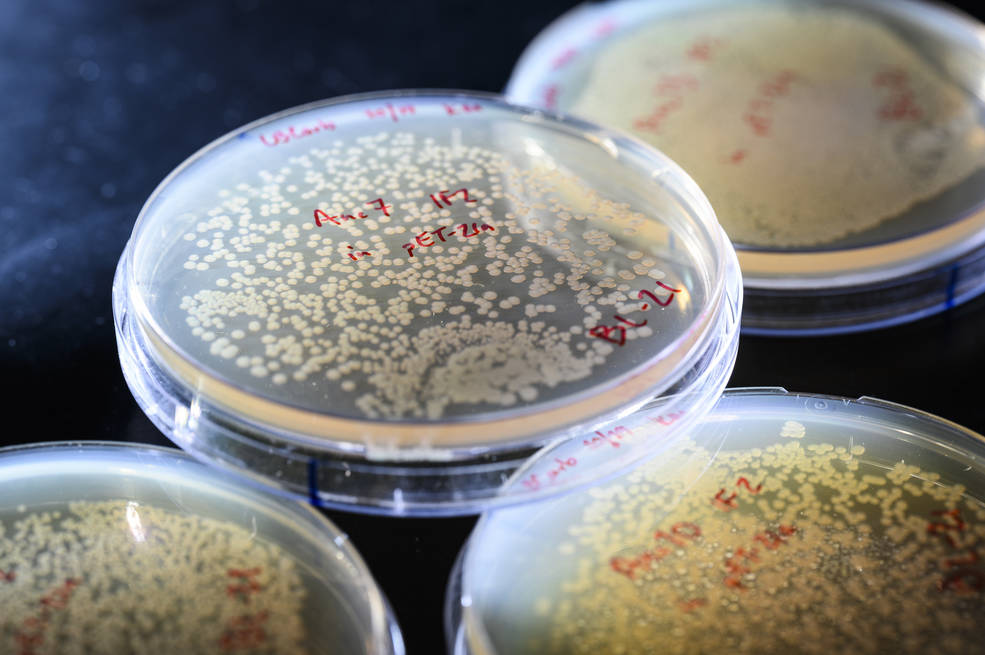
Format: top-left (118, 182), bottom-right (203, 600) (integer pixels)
top-left (449, 389), bottom-right (985, 655)
top-left (113, 91), bottom-right (741, 515)
top-left (507, 0), bottom-right (985, 334)
top-left (0, 442), bottom-right (402, 655)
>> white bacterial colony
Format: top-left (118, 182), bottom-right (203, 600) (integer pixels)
top-left (167, 130), bottom-right (681, 421)
top-left (477, 431), bottom-right (985, 654)
top-left (568, 3), bottom-right (985, 247)
top-left (0, 501), bottom-right (308, 655)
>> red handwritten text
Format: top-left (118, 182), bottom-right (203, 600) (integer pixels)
top-left (929, 509), bottom-right (985, 593)
top-left (258, 119), bottom-right (336, 147)
top-left (594, 18), bottom-right (617, 38)
top-left (551, 47), bottom-right (579, 71)
top-left (686, 36), bottom-right (724, 62)
top-left (650, 411), bottom-right (684, 427)
top-left (610, 522), bottom-right (702, 580)
top-left (430, 188), bottom-right (477, 209)
top-left (679, 598), bottom-right (708, 613)
top-left (365, 102), bottom-right (416, 123)
top-left (713, 476), bottom-right (764, 512)
top-left (220, 567), bottom-right (268, 651)
top-left (590, 280), bottom-right (683, 347)
top-left (313, 196), bottom-right (392, 227)
top-left (724, 525), bottom-right (796, 590)
top-left (521, 457), bottom-right (578, 492)
top-left (346, 245), bottom-right (373, 261)
top-left (873, 69), bottom-right (923, 122)
top-left (583, 425), bottom-right (633, 449)
top-left (442, 102), bottom-right (483, 116)
top-left (15, 578), bottom-right (80, 655)
top-left (544, 84), bottom-right (559, 110)
top-left (221, 611), bottom-right (270, 651)
top-left (227, 567), bottom-right (262, 601)
top-left (634, 74), bottom-right (699, 133)
top-left (742, 70), bottom-right (798, 139)
top-left (402, 222), bottom-right (495, 257)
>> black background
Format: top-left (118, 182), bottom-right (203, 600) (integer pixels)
top-left (3, 1), bottom-right (985, 653)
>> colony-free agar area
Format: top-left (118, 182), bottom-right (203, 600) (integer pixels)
top-left (455, 391), bottom-right (985, 654)
top-left (118, 92), bottom-right (737, 457)
top-left (0, 443), bottom-right (401, 655)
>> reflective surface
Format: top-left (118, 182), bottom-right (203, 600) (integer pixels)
top-left (3, 1), bottom-right (985, 652)
top-left (126, 93), bottom-right (726, 440)
top-left (454, 391), bottom-right (985, 654)
top-left (0, 443), bottom-right (402, 655)
top-left (506, 0), bottom-right (985, 334)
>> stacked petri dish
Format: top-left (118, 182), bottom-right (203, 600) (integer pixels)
top-left (448, 389), bottom-right (985, 654)
top-left (93, 3), bottom-right (985, 651)
top-left (0, 442), bottom-right (403, 654)
top-left (506, 0), bottom-right (985, 334)
top-left (113, 91), bottom-right (742, 515)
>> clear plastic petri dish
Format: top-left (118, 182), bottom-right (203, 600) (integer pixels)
top-left (113, 90), bottom-right (742, 515)
top-left (448, 388), bottom-right (985, 654)
top-left (506, 0), bottom-right (985, 335)
top-left (0, 442), bottom-right (403, 655)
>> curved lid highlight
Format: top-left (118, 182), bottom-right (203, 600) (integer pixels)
top-left (455, 388), bottom-right (985, 654)
top-left (115, 90), bottom-right (741, 514)
top-left (507, 0), bottom-right (985, 333)
top-left (0, 442), bottom-right (402, 654)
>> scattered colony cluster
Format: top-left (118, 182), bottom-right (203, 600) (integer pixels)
top-left (569, 3), bottom-right (985, 247)
top-left (167, 130), bottom-right (682, 421)
top-left (481, 421), bottom-right (985, 654)
top-left (0, 500), bottom-right (308, 655)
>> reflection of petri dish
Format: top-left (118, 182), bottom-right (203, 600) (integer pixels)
top-left (0, 442), bottom-right (402, 654)
top-left (507, 0), bottom-right (985, 334)
top-left (449, 389), bottom-right (985, 654)
top-left (113, 90), bottom-right (741, 515)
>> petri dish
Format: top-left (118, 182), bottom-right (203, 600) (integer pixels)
top-left (0, 442), bottom-right (403, 654)
top-left (113, 90), bottom-right (742, 515)
top-left (449, 388), bottom-right (985, 654)
top-left (506, 0), bottom-right (985, 334)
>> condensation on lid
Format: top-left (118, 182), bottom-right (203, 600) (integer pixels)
top-left (0, 442), bottom-right (402, 655)
top-left (450, 388), bottom-right (985, 654)
top-left (114, 90), bottom-right (741, 515)
top-left (506, 0), bottom-right (985, 334)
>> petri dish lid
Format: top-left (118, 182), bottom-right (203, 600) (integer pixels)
top-left (0, 442), bottom-right (403, 655)
top-left (506, 0), bottom-right (985, 334)
top-left (449, 388), bottom-right (985, 654)
top-left (113, 90), bottom-right (742, 515)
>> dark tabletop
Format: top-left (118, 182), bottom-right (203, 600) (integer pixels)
top-left (3, 1), bottom-right (985, 653)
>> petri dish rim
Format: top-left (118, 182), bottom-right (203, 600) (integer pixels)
top-left (114, 89), bottom-right (743, 514)
top-left (118, 89), bottom-right (730, 436)
top-left (504, 0), bottom-right (985, 332)
top-left (0, 440), bottom-right (404, 655)
top-left (450, 387), bottom-right (985, 653)
top-left (122, 89), bottom-right (732, 442)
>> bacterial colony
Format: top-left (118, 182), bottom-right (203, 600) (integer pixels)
top-left (0, 501), bottom-right (309, 655)
top-left (154, 125), bottom-right (693, 425)
top-left (473, 421), bottom-right (985, 654)
top-left (564, 2), bottom-right (985, 248)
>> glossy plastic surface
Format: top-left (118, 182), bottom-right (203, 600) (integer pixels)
top-left (507, 0), bottom-right (985, 334)
top-left (0, 442), bottom-right (403, 655)
top-left (114, 90), bottom-right (741, 514)
top-left (450, 389), bottom-right (985, 654)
